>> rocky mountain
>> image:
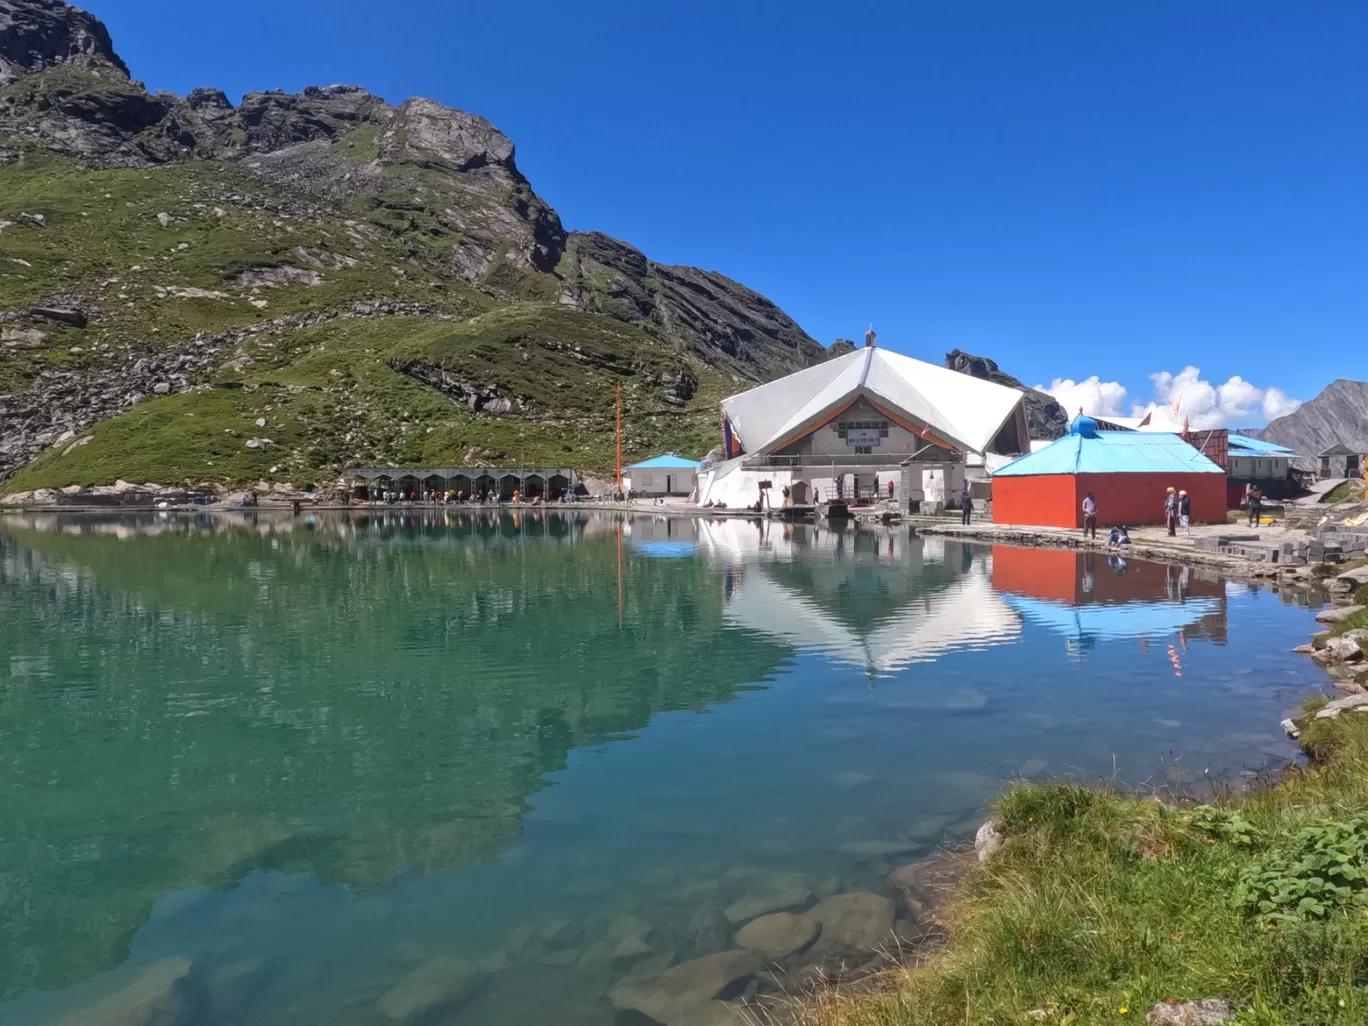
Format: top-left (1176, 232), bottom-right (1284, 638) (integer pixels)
top-left (1248, 379), bottom-right (1368, 463)
top-left (0, 0), bottom-right (829, 490)
top-left (944, 349), bottom-right (1068, 442)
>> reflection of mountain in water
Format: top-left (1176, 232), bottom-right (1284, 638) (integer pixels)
top-left (991, 546), bottom-right (1229, 651)
top-left (0, 511), bottom-right (788, 997)
top-left (694, 518), bottom-right (1023, 675)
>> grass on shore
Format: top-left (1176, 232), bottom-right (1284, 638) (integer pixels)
top-left (793, 707), bottom-right (1368, 1026)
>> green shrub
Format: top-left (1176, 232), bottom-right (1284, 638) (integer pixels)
top-left (1189, 805), bottom-right (1262, 848)
top-left (1237, 815), bottom-right (1368, 922)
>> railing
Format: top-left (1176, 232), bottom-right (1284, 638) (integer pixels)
top-left (739, 452), bottom-right (961, 469)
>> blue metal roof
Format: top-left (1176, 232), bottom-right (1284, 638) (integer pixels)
top-left (626, 454), bottom-right (702, 470)
top-left (1228, 433), bottom-right (1295, 455)
top-left (994, 416), bottom-right (1225, 476)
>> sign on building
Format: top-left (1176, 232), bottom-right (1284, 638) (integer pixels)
top-left (846, 428), bottom-right (882, 448)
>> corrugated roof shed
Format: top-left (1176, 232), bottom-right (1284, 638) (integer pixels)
top-left (1228, 434), bottom-right (1296, 455)
top-left (993, 416), bottom-right (1225, 476)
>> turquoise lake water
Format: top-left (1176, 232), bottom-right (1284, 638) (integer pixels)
top-left (0, 510), bottom-right (1331, 1025)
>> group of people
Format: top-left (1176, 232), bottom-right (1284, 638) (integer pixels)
top-left (1078, 486), bottom-right (1195, 542)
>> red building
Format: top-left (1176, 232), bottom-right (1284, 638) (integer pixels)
top-left (992, 416), bottom-right (1226, 528)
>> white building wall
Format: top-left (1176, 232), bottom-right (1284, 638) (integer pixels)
top-left (626, 468), bottom-right (697, 496)
top-left (1229, 455), bottom-right (1289, 481)
top-left (775, 398), bottom-right (937, 458)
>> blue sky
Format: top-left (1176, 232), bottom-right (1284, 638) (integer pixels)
top-left (89, 0), bottom-right (1366, 426)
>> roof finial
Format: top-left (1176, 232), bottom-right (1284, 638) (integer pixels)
top-left (864, 324), bottom-right (877, 348)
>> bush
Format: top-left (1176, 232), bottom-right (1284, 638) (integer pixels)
top-left (1237, 815), bottom-right (1368, 922)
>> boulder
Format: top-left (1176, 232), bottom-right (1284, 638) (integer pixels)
top-left (975, 821), bottom-right (1002, 861)
top-left (723, 871), bottom-right (813, 924)
top-left (1322, 633), bottom-right (1368, 664)
top-left (1145, 998), bottom-right (1235, 1024)
top-left (687, 903), bottom-right (731, 954)
top-left (539, 918), bottom-right (585, 949)
top-left (806, 892), bottom-right (895, 956)
top-left (56, 956), bottom-right (196, 1026)
top-left (1315, 604), bottom-right (1365, 624)
top-left (611, 933), bottom-right (654, 969)
top-left (734, 912), bottom-right (820, 959)
top-left (607, 913), bottom-right (654, 944)
top-left (375, 955), bottom-right (483, 1023)
top-left (1314, 692), bottom-right (1368, 719)
top-left (607, 950), bottom-right (760, 1024)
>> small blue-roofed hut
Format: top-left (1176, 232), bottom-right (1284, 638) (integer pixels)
top-left (624, 454), bottom-right (702, 497)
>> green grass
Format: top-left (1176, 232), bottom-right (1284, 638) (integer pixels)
top-left (0, 146), bottom-right (734, 493)
top-left (792, 709), bottom-right (1368, 1026)
top-left (5, 307), bottom-right (729, 491)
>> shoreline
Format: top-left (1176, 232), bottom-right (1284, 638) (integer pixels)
top-left (6, 501), bottom-right (1336, 584)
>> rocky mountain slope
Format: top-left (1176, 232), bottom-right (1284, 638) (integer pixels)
top-left (1249, 379), bottom-right (1368, 464)
top-left (944, 349), bottom-right (1068, 441)
top-left (0, 0), bottom-right (830, 491)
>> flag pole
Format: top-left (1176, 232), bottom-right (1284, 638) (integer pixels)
top-left (615, 387), bottom-right (622, 497)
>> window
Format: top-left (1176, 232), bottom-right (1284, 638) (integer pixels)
top-left (854, 446), bottom-right (872, 455)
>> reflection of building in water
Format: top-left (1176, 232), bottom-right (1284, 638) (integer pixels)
top-left (695, 519), bottom-right (1021, 675)
top-left (991, 546), bottom-right (1228, 652)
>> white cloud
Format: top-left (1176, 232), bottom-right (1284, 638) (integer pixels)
top-left (1139, 366), bottom-right (1302, 429)
top-left (1035, 376), bottom-right (1129, 418)
top-left (1037, 366), bottom-right (1302, 429)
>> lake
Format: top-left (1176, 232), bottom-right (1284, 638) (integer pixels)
top-left (0, 510), bottom-right (1329, 1025)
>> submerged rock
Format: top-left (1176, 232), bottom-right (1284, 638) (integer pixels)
top-left (540, 917), bottom-right (585, 949)
top-left (723, 871), bottom-right (813, 924)
top-left (375, 955), bottom-right (483, 1023)
top-left (735, 912), bottom-right (820, 959)
top-left (607, 949), bottom-right (759, 1024)
top-left (806, 892), bottom-right (895, 956)
top-left (56, 957), bottom-right (196, 1026)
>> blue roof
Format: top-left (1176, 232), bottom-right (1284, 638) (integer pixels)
top-left (1228, 433), bottom-right (1295, 455)
top-left (994, 416), bottom-right (1225, 476)
top-left (626, 454), bottom-right (702, 470)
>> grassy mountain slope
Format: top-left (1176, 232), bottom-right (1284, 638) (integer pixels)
top-left (0, 0), bottom-right (829, 493)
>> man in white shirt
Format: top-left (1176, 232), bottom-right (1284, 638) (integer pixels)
top-left (1081, 491), bottom-right (1098, 539)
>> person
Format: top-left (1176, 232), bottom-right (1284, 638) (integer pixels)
top-left (959, 487), bottom-right (974, 525)
top-left (887, 478), bottom-right (895, 501)
top-left (1247, 483), bottom-right (1263, 528)
top-left (1177, 489), bottom-right (1192, 538)
top-left (1108, 524), bottom-right (1131, 548)
top-left (1081, 490), bottom-right (1098, 539)
top-left (1164, 487), bottom-right (1178, 536)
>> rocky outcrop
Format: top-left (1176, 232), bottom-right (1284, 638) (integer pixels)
top-left (558, 231), bottom-right (825, 380)
top-left (0, 0), bottom-right (127, 84)
top-left (1250, 379), bottom-right (1368, 465)
top-left (0, 301), bottom-right (456, 481)
top-left (945, 349), bottom-right (1068, 441)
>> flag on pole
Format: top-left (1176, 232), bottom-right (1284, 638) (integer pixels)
top-left (920, 422), bottom-right (932, 439)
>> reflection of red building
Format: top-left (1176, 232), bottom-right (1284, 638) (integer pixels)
top-left (992, 545), bottom-right (1228, 644)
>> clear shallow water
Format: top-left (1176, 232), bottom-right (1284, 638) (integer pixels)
top-left (0, 510), bottom-right (1331, 1025)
